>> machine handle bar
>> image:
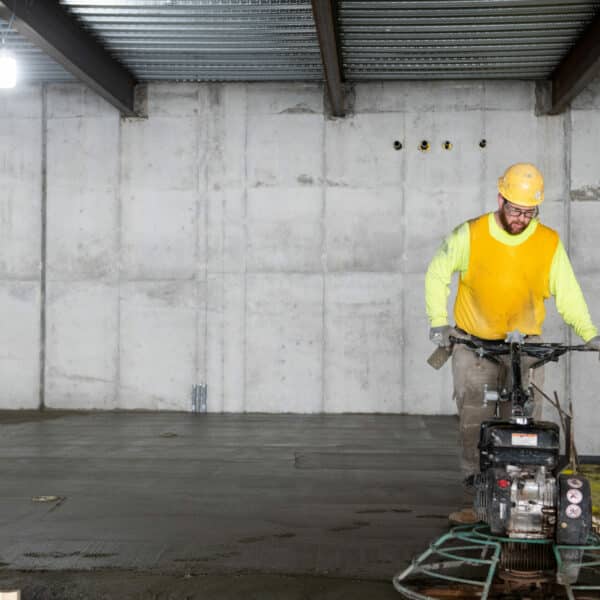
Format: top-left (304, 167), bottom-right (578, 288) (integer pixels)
top-left (448, 336), bottom-right (595, 368)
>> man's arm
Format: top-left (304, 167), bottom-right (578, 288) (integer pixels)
top-left (425, 222), bottom-right (470, 327)
top-left (549, 240), bottom-right (598, 342)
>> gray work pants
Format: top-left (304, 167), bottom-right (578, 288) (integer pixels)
top-left (452, 337), bottom-right (544, 478)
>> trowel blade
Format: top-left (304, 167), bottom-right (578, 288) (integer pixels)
top-left (427, 346), bottom-right (452, 370)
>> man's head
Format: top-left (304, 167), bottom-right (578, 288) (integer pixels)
top-left (496, 163), bottom-right (544, 235)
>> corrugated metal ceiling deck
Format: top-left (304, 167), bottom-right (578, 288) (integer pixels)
top-left (59, 0), bottom-right (323, 81)
top-left (0, 0), bottom-right (599, 83)
top-left (339, 0), bottom-right (600, 79)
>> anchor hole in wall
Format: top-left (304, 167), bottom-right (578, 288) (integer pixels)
top-left (443, 140), bottom-right (452, 150)
top-left (393, 140), bottom-right (403, 151)
top-left (419, 140), bottom-right (430, 152)
top-left (479, 139), bottom-right (487, 148)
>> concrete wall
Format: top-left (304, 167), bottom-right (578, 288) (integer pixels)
top-left (0, 79), bottom-right (598, 449)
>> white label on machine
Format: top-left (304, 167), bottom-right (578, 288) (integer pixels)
top-left (511, 433), bottom-right (538, 447)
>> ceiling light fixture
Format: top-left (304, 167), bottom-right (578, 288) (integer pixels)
top-left (0, 7), bottom-right (17, 89)
top-left (0, 47), bottom-right (16, 88)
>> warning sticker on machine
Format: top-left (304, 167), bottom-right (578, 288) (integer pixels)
top-left (511, 433), bottom-right (538, 447)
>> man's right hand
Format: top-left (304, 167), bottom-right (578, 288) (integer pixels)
top-left (585, 335), bottom-right (600, 351)
top-left (429, 325), bottom-right (452, 348)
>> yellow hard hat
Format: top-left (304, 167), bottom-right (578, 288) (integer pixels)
top-left (497, 163), bottom-right (544, 207)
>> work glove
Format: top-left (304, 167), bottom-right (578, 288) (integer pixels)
top-left (429, 325), bottom-right (453, 348)
top-left (585, 335), bottom-right (600, 351)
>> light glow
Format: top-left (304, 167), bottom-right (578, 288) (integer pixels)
top-left (0, 48), bottom-right (17, 89)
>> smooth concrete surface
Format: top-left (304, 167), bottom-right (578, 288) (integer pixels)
top-left (1, 79), bottom-right (600, 452)
top-left (0, 411), bottom-right (461, 586)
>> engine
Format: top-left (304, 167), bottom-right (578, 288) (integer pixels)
top-left (474, 419), bottom-right (560, 539)
top-left (475, 465), bottom-right (556, 538)
top-left (473, 419), bottom-right (592, 551)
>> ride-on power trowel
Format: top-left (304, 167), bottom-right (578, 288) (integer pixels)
top-left (393, 331), bottom-right (600, 600)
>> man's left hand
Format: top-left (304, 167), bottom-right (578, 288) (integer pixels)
top-left (585, 335), bottom-right (600, 351)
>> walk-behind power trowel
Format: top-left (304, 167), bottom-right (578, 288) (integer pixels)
top-left (393, 331), bottom-right (600, 600)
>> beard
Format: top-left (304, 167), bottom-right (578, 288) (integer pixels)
top-left (498, 210), bottom-right (527, 235)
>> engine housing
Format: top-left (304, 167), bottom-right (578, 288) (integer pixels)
top-left (475, 419), bottom-right (560, 539)
top-left (475, 465), bottom-right (556, 538)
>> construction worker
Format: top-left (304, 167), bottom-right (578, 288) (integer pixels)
top-left (425, 162), bottom-right (600, 524)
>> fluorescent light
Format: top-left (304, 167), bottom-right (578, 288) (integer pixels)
top-left (0, 48), bottom-right (17, 89)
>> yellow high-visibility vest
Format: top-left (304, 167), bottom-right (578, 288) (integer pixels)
top-left (454, 214), bottom-right (558, 339)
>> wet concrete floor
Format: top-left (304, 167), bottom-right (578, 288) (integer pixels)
top-left (0, 411), bottom-right (462, 598)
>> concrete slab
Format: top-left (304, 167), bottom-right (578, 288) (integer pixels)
top-left (46, 114), bottom-right (119, 189)
top-left (207, 188), bottom-right (245, 275)
top-left (325, 113), bottom-right (405, 188)
top-left (482, 110), bottom-right (539, 176)
top-left (246, 187), bottom-right (323, 272)
top-left (534, 114), bottom-right (568, 203)
top-left (47, 184), bottom-right (119, 282)
top-left (0, 412), bottom-right (463, 581)
top-left (403, 273), bottom-right (455, 415)
top-left (0, 84), bottom-right (41, 119)
top-left (355, 81), bottom-right (485, 114)
top-left (45, 281), bottom-right (118, 409)
top-left (541, 200), bottom-right (568, 239)
top-left (324, 273), bottom-right (403, 413)
top-left (482, 80), bottom-right (535, 111)
top-left (403, 110), bottom-right (485, 188)
top-left (146, 82), bottom-right (203, 117)
top-left (570, 109), bottom-right (600, 201)
top-left (207, 84), bottom-right (247, 190)
top-left (569, 275), bottom-right (600, 454)
top-left (402, 185), bottom-right (481, 275)
top-left (0, 283), bottom-right (40, 409)
top-left (0, 179), bottom-right (41, 280)
top-left (46, 83), bottom-right (117, 119)
top-left (245, 82), bottom-right (322, 115)
top-left (569, 201), bottom-right (600, 274)
top-left (325, 187), bottom-right (403, 273)
top-left (404, 81), bottom-right (485, 113)
top-left (206, 273), bottom-right (245, 412)
top-left (120, 189), bottom-right (197, 280)
top-left (121, 117), bottom-right (199, 191)
top-left (246, 274), bottom-right (323, 412)
top-left (0, 113), bottom-right (41, 280)
top-left (119, 281), bottom-right (197, 410)
top-left (246, 113), bottom-right (323, 188)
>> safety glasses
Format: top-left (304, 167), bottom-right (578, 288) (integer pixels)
top-left (502, 198), bottom-right (539, 220)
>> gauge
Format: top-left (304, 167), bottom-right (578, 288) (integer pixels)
top-left (567, 478), bottom-right (583, 489)
top-left (566, 504), bottom-right (582, 519)
top-left (566, 489), bottom-right (583, 504)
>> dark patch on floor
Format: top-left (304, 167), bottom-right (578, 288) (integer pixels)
top-left (23, 551), bottom-right (81, 559)
top-left (0, 410), bottom-right (88, 425)
top-left (237, 535), bottom-right (268, 544)
top-left (329, 520), bottom-right (370, 532)
top-left (174, 551), bottom-right (240, 563)
top-left (237, 532), bottom-right (296, 544)
top-left (356, 507), bottom-right (412, 515)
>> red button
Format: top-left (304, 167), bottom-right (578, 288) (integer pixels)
top-left (497, 479), bottom-right (511, 489)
